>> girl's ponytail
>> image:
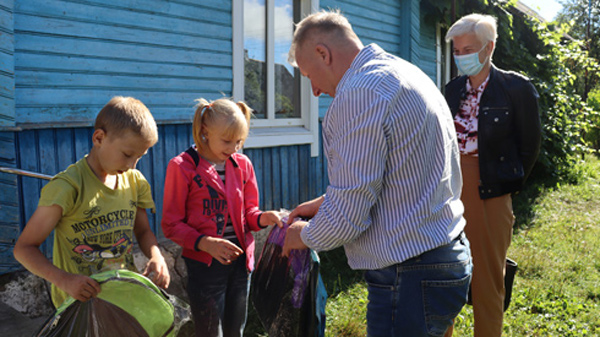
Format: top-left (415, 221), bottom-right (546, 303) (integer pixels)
top-left (236, 101), bottom-right (252, 125)
top-left (193, 98), bottom-right (210, 150)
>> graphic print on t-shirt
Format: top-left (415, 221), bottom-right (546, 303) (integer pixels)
top-left (68, 203), bottom-right (136, 273)
top-left (198, 182), bottom-right (228, 236)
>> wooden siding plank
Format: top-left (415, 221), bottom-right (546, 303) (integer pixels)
top-left (298, 145), bottom-right (310, 203)
top-left (262, 147), bottom-right (273, 210)
top-left (14, 14), bottom-right (231, 53)
top-left (271, 147), bottom-right (281, 210)
top-left (0, 244), bottom-right (21, 274)
top-left (150, 127), bottom-right (166, 237)
top-left (0, 129), bottom-right (19, 270)
top-left (0, 52), bottom-right (13, 73)
top-left (288, 146), bottom-right (299, 208)
top-left (175, 123), bottom-right (193, 154)
top-left (16, 130), bottom-right (54, 258)
top-left (52, 0), bottom-right (232, 21)
top-left (419, 13), bottom-right (438, 82)
top-left (0, 74), bottom-right (14, 99)
top-left (0, 0), bottom-right (14, 10)
top-left (0, 178), bottom-right (17, 204)
top-left (73, 128), bottom-right (91, 160)
top-left (56, 128), bottom-right (75, 173)
top-left (0, 224), bottom-right (18, 244)
top-left (15, 35), bottom-right (230, 68)
top-left (17, 72), bottom-right (230, 94)
top-left (0, 6), bottom-right (12, 34)
top-left (0, 1), bottom-right (14, 127)
top-left (37, 129), bottom-right (58, 177)
top-left (15, 53), bottom-right (232, 81)
top-left (0, 131), bottom-right (15, 161)
top-left (0, 200), bottom-right (19, 224)
top-left (15, 93), bottom-right (227, 126)
top-left (280, 147), bottom-right (290, 210)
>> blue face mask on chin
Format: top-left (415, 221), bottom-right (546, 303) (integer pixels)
top-left (454, 43), bottom-right (488, 76)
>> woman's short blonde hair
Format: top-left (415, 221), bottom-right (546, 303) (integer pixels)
top-left (445, 13), bottom-right (497, 45)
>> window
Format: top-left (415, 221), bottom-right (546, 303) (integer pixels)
top-left (233, 0), bottom-right (320, 156)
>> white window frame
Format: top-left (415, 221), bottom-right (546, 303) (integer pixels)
top-left (436, 23), bottom-right (452, 90)
top-left (233, 0), bottom-right (320, 157)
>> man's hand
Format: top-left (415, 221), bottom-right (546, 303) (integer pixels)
top-left (288, 196), bottom-right (325, 224)
top-left (282, 221), bottom-right (309, 256)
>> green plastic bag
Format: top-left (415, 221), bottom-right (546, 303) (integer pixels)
top-left (35, 270), bottom-right (191, 337)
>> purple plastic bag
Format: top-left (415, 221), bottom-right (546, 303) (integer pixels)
top-left (251, 220), bottom-right (326, 337)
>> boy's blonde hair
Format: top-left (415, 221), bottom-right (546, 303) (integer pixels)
top-left (95, 96), bottom-right (158, 145)
top-left (288, 9), bottom-right (358, 67)
top-left (193, 98), bottom-right (252, 152)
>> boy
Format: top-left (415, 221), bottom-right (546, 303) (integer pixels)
top-left (14, 96), bottom-right (170, 308)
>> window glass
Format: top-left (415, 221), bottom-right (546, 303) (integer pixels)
top-left (244, 0), bottom-right (267, 118)
top-left (274, 0), bottom-right (299, 118)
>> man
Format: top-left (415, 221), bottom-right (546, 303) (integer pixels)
top-left (282, 10), bottom-right (472, 336)
top-left (444, 14), bottom-right (541, 337)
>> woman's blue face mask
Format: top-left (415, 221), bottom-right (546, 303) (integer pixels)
top-left (454, 43), bottom-right (488, 76)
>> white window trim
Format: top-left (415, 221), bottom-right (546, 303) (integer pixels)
top-left (233, 0), bottom-right (320, 157)
top-left (436, 23), bottom-right (452, 89)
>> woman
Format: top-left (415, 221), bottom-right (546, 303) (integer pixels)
top-left (444, 13), bottom-right (541, 337)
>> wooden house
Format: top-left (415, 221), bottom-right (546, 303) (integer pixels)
top-left (0, 0), bottom-right (454, 274)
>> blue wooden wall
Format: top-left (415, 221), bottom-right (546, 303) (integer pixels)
top-left (13, 0), bottom-right (233, 126)
top-left (0, 0), bottom-right (14, 127)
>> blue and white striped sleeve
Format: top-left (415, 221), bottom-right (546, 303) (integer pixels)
top-left (301, 88), bottom-right (389, 251)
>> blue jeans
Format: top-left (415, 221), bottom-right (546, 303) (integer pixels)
top-left (184, 254), bottom-right (250, 337)
top-left (365, 233), bottom-right (472, 337)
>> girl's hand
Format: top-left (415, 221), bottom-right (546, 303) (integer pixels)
top-left (260, 211), bottom-right (283, 228)
top-left (198, 236), bottom-right (244, 265)
top-left (143, 254), bottom-right (171, 289)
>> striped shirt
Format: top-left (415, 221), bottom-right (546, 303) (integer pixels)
top-left (300, 44), bottom-right (466, 270)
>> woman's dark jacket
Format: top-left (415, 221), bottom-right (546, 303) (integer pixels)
top-left (445, 65), bottom-right (541, 200)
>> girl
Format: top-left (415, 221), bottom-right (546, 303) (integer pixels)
top-left (161, 98), bottom-right (282, 337)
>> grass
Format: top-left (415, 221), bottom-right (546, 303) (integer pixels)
top-left (245, 156), bottom-right (600, 336)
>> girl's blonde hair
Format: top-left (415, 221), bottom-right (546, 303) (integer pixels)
top-left (192, 98), bottom-right (252, 152)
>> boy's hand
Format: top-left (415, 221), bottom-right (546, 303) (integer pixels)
top-left (143, 254), bottom-right (171, 289)
top-left (198, 236), bottom-right (244, 265)
top-left (57, 272), bottom-right (101, 303)
top-left (260, 211), bottom-right (283, 228)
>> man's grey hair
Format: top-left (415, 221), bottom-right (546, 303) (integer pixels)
top-left (288, 9), bottom-right (357, 67)
top-left (445, 13), bottom-right (498, 45)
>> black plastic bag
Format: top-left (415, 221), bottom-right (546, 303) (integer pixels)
top-left (251, 222), bottom-right (327, 337)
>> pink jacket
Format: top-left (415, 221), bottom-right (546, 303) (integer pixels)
top-left (161, 148), bottom-right (263, 271)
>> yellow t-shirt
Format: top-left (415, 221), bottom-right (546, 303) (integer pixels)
top-left (38, 156), bottom-right (155, 307)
